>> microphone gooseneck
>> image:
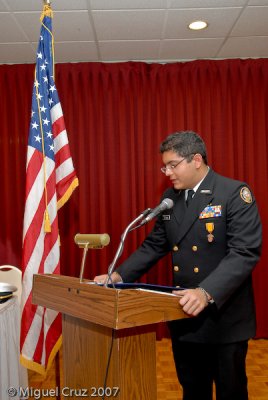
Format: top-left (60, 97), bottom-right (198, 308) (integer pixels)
top-left (104, 208), bottom-right (151, 286)
top-left (104, 199), bottom-right (174, 287)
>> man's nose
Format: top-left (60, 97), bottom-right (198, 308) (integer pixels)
top-left (165, 168), bottom-right (173, 176)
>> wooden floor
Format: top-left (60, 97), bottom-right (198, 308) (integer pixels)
top-left (28, 338), bottom-right (268, 400)
top-left (156, 338), bottom-right (268, 400)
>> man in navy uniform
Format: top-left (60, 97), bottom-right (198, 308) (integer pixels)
top-left (95, 131), bottom-right (262, 400)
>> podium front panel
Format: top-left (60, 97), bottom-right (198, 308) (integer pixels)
top-left (62, 315), bottom-right (157, 400)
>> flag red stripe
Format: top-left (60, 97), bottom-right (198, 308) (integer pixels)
top-left (52, 115), bottom-right (65, 138)
top-left (43, 313), bottom-right (62, 365)
top-left (33, 313), bottom-right (44, 363)
top-left (56, 171), bottom-right (77, 202)
top-left (55, 143), bottom-right (72, 166)
top-left (20, 293), bottom-right (37, 347)
top-left (38, 218), bottom-right (59, 275)
top-left (24, 150), bottom-right (43, 199)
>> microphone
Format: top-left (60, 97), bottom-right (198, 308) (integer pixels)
top-left (141, 198), bottom-right (174, 225)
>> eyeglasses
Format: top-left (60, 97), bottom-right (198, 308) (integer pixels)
top-left (161, 158), bottom-right (186, 174)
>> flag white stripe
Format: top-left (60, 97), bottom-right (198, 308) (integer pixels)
top-left (51, 102), bottom-right (63, 124)
top-left (26, 146), bottom-right (35, 170)
top-left (21, 305), bottom-right (44, 359)
top-left (21, 230), bottom-right (45, 310)
top-left (41, 309), bottom-right (59, 365)
top-left (44, 235), bottom-right (59, 273)
top-left (56, 158), bottom-right (75, 183)
top-left (23, 157), bottom-right (55, 239)
top-left (54, 130), bottom-right (68, 153)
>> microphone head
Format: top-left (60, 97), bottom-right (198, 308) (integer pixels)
top-left (162, 198), bottom-right (174, 209)
top-left (141, 197), bottom-right (174, 225)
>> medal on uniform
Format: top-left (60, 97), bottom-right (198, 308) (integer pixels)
top-left (206, 222), bottom-right (214, 242)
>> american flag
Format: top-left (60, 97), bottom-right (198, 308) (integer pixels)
top-left (20, 5), bottom-right (78, 374)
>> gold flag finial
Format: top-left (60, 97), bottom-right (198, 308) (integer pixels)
top-left (41, 1), bottom-right (53, 21)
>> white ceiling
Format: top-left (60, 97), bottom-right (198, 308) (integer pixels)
top-left (1, 0), bottom-right (268, 64)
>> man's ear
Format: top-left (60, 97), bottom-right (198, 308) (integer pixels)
top-left (193, 153), bottom-right (203, 168)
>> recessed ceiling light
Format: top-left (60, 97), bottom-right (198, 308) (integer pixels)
top-left (188, 20), bottom-right (208, 30)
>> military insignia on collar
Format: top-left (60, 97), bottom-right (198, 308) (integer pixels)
top-left (200, 189), bottom-right (212, 194)
top-left (240, 187), bottom-right (252, 203)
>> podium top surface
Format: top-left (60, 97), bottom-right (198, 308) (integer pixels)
top-left (32, 274), bottom-right (188, 329)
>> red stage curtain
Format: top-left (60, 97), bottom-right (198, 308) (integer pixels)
top-left (0, 59), bottom-right (268, 337)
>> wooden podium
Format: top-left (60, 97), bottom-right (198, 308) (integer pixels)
top-left (32, 274), bottom-right (187, 399)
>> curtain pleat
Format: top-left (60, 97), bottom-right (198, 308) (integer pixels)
top-left (1, 59), bottom-right (268, 337)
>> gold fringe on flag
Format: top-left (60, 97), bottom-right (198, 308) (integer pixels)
top-left (20, 335), bottom-right (62, 377)
top-left (57, 178), bottom-right (79, 210)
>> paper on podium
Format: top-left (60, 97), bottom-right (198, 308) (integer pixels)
top-left (97, 282), bottom-right (185, 293)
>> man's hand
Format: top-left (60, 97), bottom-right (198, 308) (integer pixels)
top-left (93, 271), bottom-right (122, 284)
top-left (172, 288), bottom-right (210, 316)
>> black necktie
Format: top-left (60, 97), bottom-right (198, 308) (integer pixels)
top-left (186, 189), bottom-right (195, 207)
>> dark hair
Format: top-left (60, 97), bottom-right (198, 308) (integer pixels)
top-left (160, 131), bottom-right (208, 165)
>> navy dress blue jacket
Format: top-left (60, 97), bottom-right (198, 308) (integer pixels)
top-left (116, 169), bottom-right (262, 343)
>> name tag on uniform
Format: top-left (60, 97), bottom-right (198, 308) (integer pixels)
top-left (199, 205), bottom-right (222, 219)
top-left (162, 214), bottom-right (171, 221)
